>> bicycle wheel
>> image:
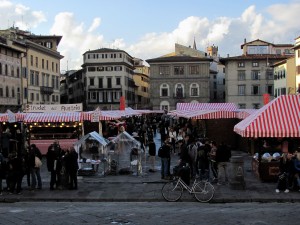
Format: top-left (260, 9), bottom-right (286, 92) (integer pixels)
top-left (193, 181), bottom-right (215, 203)
top-left (161, 180), bottom-right (183, 202)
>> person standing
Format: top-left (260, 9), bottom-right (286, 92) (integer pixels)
top-left (168, 127), bottom-right (177, 153)
top-left (0, 153), bottom-right (6, 195)
top-left (158, 140), bottom-right (171, 179)
top-left (215, 142), bottom-right (231, 185)
top-left (65, 147), bottom-right (79, 190)
top-left (46, 140), bottom-right (62, 190)
top-left (276, 152), bottom-right (293, 193)
top-left (209, 141), bottom-right (218, 183)
top-left (29, 144), bottom-right (43, 190)
top-left (148, 139), bottom-right (156, 172)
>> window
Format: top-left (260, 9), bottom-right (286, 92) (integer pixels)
top-left (238, 85), bottom-right (246, 96)
top-left (97, 67), bottom-right (104, 71)
top-left (175, 84), bottom-right (184, 98)
top-left (174, 66), bottom-right (184, 75)
top-left (213, 82), bottom-right (217, 89)
top-left (88, 67), bottom-right (96, 72)
top-left (46, 42), bottom-right (52, 49)
top-left (90, 78), bottom-right (94, 86)
top-left (298, 49), bottom-right (300, 58)
top-left (190, 83), bottom-right (199, 96)
top-left (0, 87), bottom-right (2, 97)
top-left (35, 72), bottom-right (39, 86)
top-left (276, 49), bottom-right (281, 55)
top-left (160, 101), bottom-right (169, 111)
top-left (253, 103), bottom-right (260, 109)
top-left (252, 62), bottom-right (259, 67)
top-left (266, 85), bottom-right (273, 95)
top-left (251, 85), bottom-right (260, 95)
top-left (30, 55), bottom-right (33, 66)
top-left (107, 78), bottom-right (112, 88)
top-left (99, 78), bottom-right (103, 88)
top-left (42, 59), bottom-right (44, 69)
top-left (30, 71), bottom-right (35, 85)
top-left (159, 66), bottom-right (170, 75)
top-left (36, 93), bottom-right (39, 101)
top-left (17, 67), bottom-right (20, 78)
top-left (12, 87), bottom-right (15, 98)
top-left (115, 66), bottom-right (122, 71)
top-left (190, 65), bottom-right (199, 75)
top-left (31, 93), bottom-right (34, 101)
top-left (238, 62), bottom-right (245, 67)
top-left (35, 57), bottom-right (38, 68)
top-left (0, 63), bottom-right (2, 74)
top-left (5, 86), bottom-right (9, 97)
top-left (116, 77), bottom-right (121, 85)
top-left (106, 66), bottom-right (113, 71)
top-left (160, 84), bottom-right (169, 97)
top-left (251, 71), bottom-right (260, 80)
top-left (238, 104), bottom-right (246, 109)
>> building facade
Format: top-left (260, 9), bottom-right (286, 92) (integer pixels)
top-left (220, 39), bottom-right (293, 109)
top-left (294, 36), bottom-right (300, 93)
top-left (82, 48), bottom-right (135, 110)
top-left (0, 37), bottom-right (24, 112)
top-left (146, 54), bottom-right (212, 111)
top-left (133, 58), bottom-right (150, 109)
top-left (273, 56), bottom-right (296, 97)
top-left (0, 27), bottom-right (64, 109)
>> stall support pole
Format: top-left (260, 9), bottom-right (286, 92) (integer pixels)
top-left (99, 121), bottom-right (102, 135)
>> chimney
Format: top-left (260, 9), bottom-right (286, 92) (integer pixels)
top-left (244, 38), bottom-right (246, 44)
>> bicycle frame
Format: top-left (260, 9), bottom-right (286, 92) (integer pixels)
top-left (173, 177), bottom-right (198, 194)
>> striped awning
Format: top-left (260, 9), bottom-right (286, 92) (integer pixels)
top-left (176, 102), bottom-right (238, 111)
top-left (234, 95), bottom-right (300, 137)
top-left (168, 109), bottom-right (237, 119)
top-left (235, 109), bottom-right (257, 119)
top-left (0, 112), bottom-right (26, 122)
top-left (24, 112), bottom-right (83, 123)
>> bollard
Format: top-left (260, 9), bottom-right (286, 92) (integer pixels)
top-left (229, 156), bottom-right (246, 190)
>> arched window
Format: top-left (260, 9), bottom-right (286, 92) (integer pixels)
top-left (190, 83), bottom-right (199, 97)
top-left (160, 83), bottom-right (169, 97)
top-left (174, 83), bottom-right (184, 98)
top-left (160, 100), bottom-right (170, 111)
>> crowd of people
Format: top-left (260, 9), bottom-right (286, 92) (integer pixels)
top-left (275, 151), bottom-right (300, 193)
top-left (0, 139), bottom-right (78, 195)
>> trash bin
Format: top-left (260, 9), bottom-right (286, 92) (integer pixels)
top-left (229, 156), bottom-right (246, 190)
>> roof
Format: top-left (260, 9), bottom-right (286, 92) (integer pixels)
top-left (176, 102), bottom-right (238, 111)
top-left (219, 54), bottom-right (290, 63)
top-left (241, 39), bottom-right (293, 48)
top-left (146, 55), bottom-right (213, 63)
top-left (74, 131), bottom-right (108, 147)
top-left (84, 48), bottom-right (133, 58)
top-left (234, 95), bottom-right (300, 137)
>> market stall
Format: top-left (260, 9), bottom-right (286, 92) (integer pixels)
top-left (234, 95), bottom-right (300, 182)
top-left (74, 131), bottom-right (109, 176)
top-left (106, 131), bottom-right (142, 175)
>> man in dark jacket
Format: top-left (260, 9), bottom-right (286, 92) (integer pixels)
top-left (148, 139), bottom-right (156, 172)
top-left (158, 140), bottom-right (171, 179)
top-left (216, 142), bottom-right (231, 185)
top-left (64, 147), bottom-right (79, 190)
top-left (46, 140), bottom-right (62, 190)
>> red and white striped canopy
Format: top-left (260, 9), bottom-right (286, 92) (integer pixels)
top-left (234, 95), bottom-right (300, 137)
top-left (0, 113), bottom-right (26, 122)
top-left (235, 109), bottom-right (257, 119)
top-left (169, 103), bottom-right (238, 119)
top-left (24, 112), bottom-right (83, 123)
top-left (176, 102), bottom-right (238, 111)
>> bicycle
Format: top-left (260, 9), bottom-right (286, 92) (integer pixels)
top-left (161, 176), bottom-right (215, 202)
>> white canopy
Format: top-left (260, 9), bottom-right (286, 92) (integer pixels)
top-left (74, 131), bottom-right (108, 147)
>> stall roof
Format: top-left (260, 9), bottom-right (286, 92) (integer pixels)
top-left (176, 102), bottom-right (238, 111)
top-left (234, 95), bottom-right (300, 137)
top-left (74, 131), bottom-right (108, 147)
top-left (109, 131), bottom-right (141, 147)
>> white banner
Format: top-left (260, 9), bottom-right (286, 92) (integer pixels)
top-left (25, 103), bottom-right (83, 112)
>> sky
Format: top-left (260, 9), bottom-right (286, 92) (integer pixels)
top-left (0, 0), bottom-right (300, 71)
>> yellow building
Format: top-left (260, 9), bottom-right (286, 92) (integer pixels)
top-left (294, 36), bottom-right (300, 92)
top-left (0, 27), bottom-right (64, 108)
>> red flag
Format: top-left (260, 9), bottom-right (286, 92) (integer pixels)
top-left (120, 96), bottom-right (125, 110)
top-left (263, 93), bottom-right (270, 105)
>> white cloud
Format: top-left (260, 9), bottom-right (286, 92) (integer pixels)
top-left (50, 12), bottom-right (105, 70)
top-left (88, 18), bottom-right (101, 32)
top-left (0, 1), bottom-right (46, 31)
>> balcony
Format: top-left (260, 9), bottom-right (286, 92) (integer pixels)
top-left (40, 86), bottom-right (54, 95)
